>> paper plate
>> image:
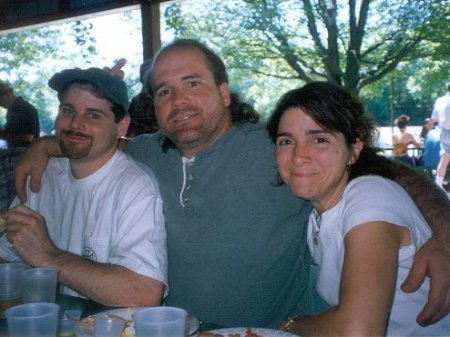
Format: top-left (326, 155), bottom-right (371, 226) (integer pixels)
top-left (195, 327), bottom-right (298, 337)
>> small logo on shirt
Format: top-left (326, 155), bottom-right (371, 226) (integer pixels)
top-left (82, 247), bottom-right (97, 261)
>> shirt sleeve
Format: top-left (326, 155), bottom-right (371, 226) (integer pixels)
top-left (339, 176), bottom-right (430, 247)
top-left (125, 134), bottom-right (157, 163)
top-left (108, 167), bottom-right (168, 289)
top-left (0, 235), bottom-right (22, 262)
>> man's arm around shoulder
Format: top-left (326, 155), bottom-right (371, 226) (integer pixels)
top-left (393, 162), bottom-right (450, 325)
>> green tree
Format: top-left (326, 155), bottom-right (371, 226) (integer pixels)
top-left (165, 0), bottom-right (449, 94)
top-left (163, 0), bottom-right (450, 121)
top-left (0, 21), bottom-right (97, 134)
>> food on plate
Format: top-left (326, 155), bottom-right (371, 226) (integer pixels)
top-left (81, 311), bottom-right (134, 337)
top-left (107, 313), bottom-right (133, 326)
top-left (197, 328), bottom-right (263, 337)
top-left (0, 217), bottom-right (6, 232)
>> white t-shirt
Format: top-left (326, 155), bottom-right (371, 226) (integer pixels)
top-left (0, 150), bottom-right (167, 298)
top-left (308, 175), bottom-right (450, 336)
top-left (432, 93), bottom-right (450, 130)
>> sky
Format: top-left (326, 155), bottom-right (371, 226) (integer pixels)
top-left (83, 9), bottom-right (144, 84)
top-left (0, 8), bottom-right (147, 127)
top-left (83, 3), bottom-right (173, 78)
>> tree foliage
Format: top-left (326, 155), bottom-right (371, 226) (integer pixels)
top-left (165, 0), bottom-right (449, 94)
top-left (162, 0), bottom-right (449, 122)
top-left (0, 21), bottom-right (97, 133)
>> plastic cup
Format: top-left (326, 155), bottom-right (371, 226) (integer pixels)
top-left (19, 267), bottom-right (58, 303)
top-left (58, 318), bottom-right (76, 337)
top-left (133, 306), bottom-right (187, 337)
top-left (0, 263), bottom-right (28, 318)
top-left (94, 316), bottom-right (125, 337)
top-left (58, 309), bottom-right (81, 337)
top-left (5, 302), bottom-right (60, 337)
top-left (64, 309), bottom-right (81, 321)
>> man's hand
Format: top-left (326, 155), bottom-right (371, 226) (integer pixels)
top-left (15, 148), bottom-right (44, 203)
top-left (103, 58), bottom-right (126, 79)
top-left (15, 136), bottom-right (61, 203)
top-left (5, 204), bottom-right (59, 267)
top-left (401, 237), bottom-right (450, 325)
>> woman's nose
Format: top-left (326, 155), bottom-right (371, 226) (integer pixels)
top-left (293, 144), bottom-right (310, 164)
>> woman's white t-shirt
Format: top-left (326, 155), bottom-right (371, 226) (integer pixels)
top-left (308, 175), bottom-right (450, 336)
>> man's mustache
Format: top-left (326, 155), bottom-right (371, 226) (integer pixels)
top-left (61, 130), bottom-right (93, 139)
top-left (169, 106), bottom-right (198, 120)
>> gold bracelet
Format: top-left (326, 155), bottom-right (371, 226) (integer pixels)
top-left (280, 315), bottom-right (303, 332)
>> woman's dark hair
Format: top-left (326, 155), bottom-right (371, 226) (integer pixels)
top-left (150, 39), bottom-right (260, 152)
top-left (267, 81), bottom-right (399, 184)
top-left (420, 118), bottom-right (433, 139)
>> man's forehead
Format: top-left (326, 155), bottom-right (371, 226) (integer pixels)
top-left (152, 47), bottom-right (213, 83)
top-left (159, 45), bottom-right (202, 58)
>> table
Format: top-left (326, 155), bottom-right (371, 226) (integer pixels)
top-left (0, 294), bottom-right (223, 336)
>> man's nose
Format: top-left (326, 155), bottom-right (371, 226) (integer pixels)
top-left (69, 113), bottom-right (83, 128)
top-left (171, 88), bottom-right (187, 106)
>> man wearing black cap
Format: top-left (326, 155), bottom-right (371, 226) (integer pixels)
top-left (0, 68), bottom-right (167, 307)
top-left (0, 81), bottom-right (40, 148)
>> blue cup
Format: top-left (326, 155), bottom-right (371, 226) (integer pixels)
top-left (5, 302), bottom-right (60, 337)
top-left (94, 316), bottom-right (125, 337)
top-left (0, 263), bottom-right (28, 317)
top-left (133, 306), bottom-right (187, 337)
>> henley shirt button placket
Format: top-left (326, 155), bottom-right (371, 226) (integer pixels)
top-left (182, 162), bottom-right (195, 207)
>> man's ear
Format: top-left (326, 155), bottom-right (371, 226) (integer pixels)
top-left (117, 116), bottom-right (131, 139)
top-left (219, 82), bottom-right (231, 108)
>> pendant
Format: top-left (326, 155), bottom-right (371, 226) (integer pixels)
top-left (312, 210), bottom-right (321, 245)
top-left (313, 227), bottom-right (319, 245)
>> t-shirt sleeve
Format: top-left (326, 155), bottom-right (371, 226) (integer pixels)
top-left (339, 176), bottom-right (424, 242)
top-left (0, 235), bottom-right (22, 262)
top-left (107, 169), bottom-right (168, 289)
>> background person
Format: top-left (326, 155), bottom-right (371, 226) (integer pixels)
top-left (420, 117), bottom-right (434, 140)
top-left (13, 39), bottom-right (450, 328)
top-left (391, 114), bottom-right (422, 166)
top-left (126, 58), bottom-right (159, 137)
top-left (0, 148), bottom-right (24, 212)
top-left (419, 118), bottom-right (441, 174)
top-left (0, 80), bottom-right (40, 148)
top-left (0, 68), bottom-right (167, 307)
top-left (268, 82), bottom-right (450, 336)
top-left (431, 82), bottom-right (450, 188)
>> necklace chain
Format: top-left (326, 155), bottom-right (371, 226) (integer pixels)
top-left (312, 210), bottom-right (321, 245)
